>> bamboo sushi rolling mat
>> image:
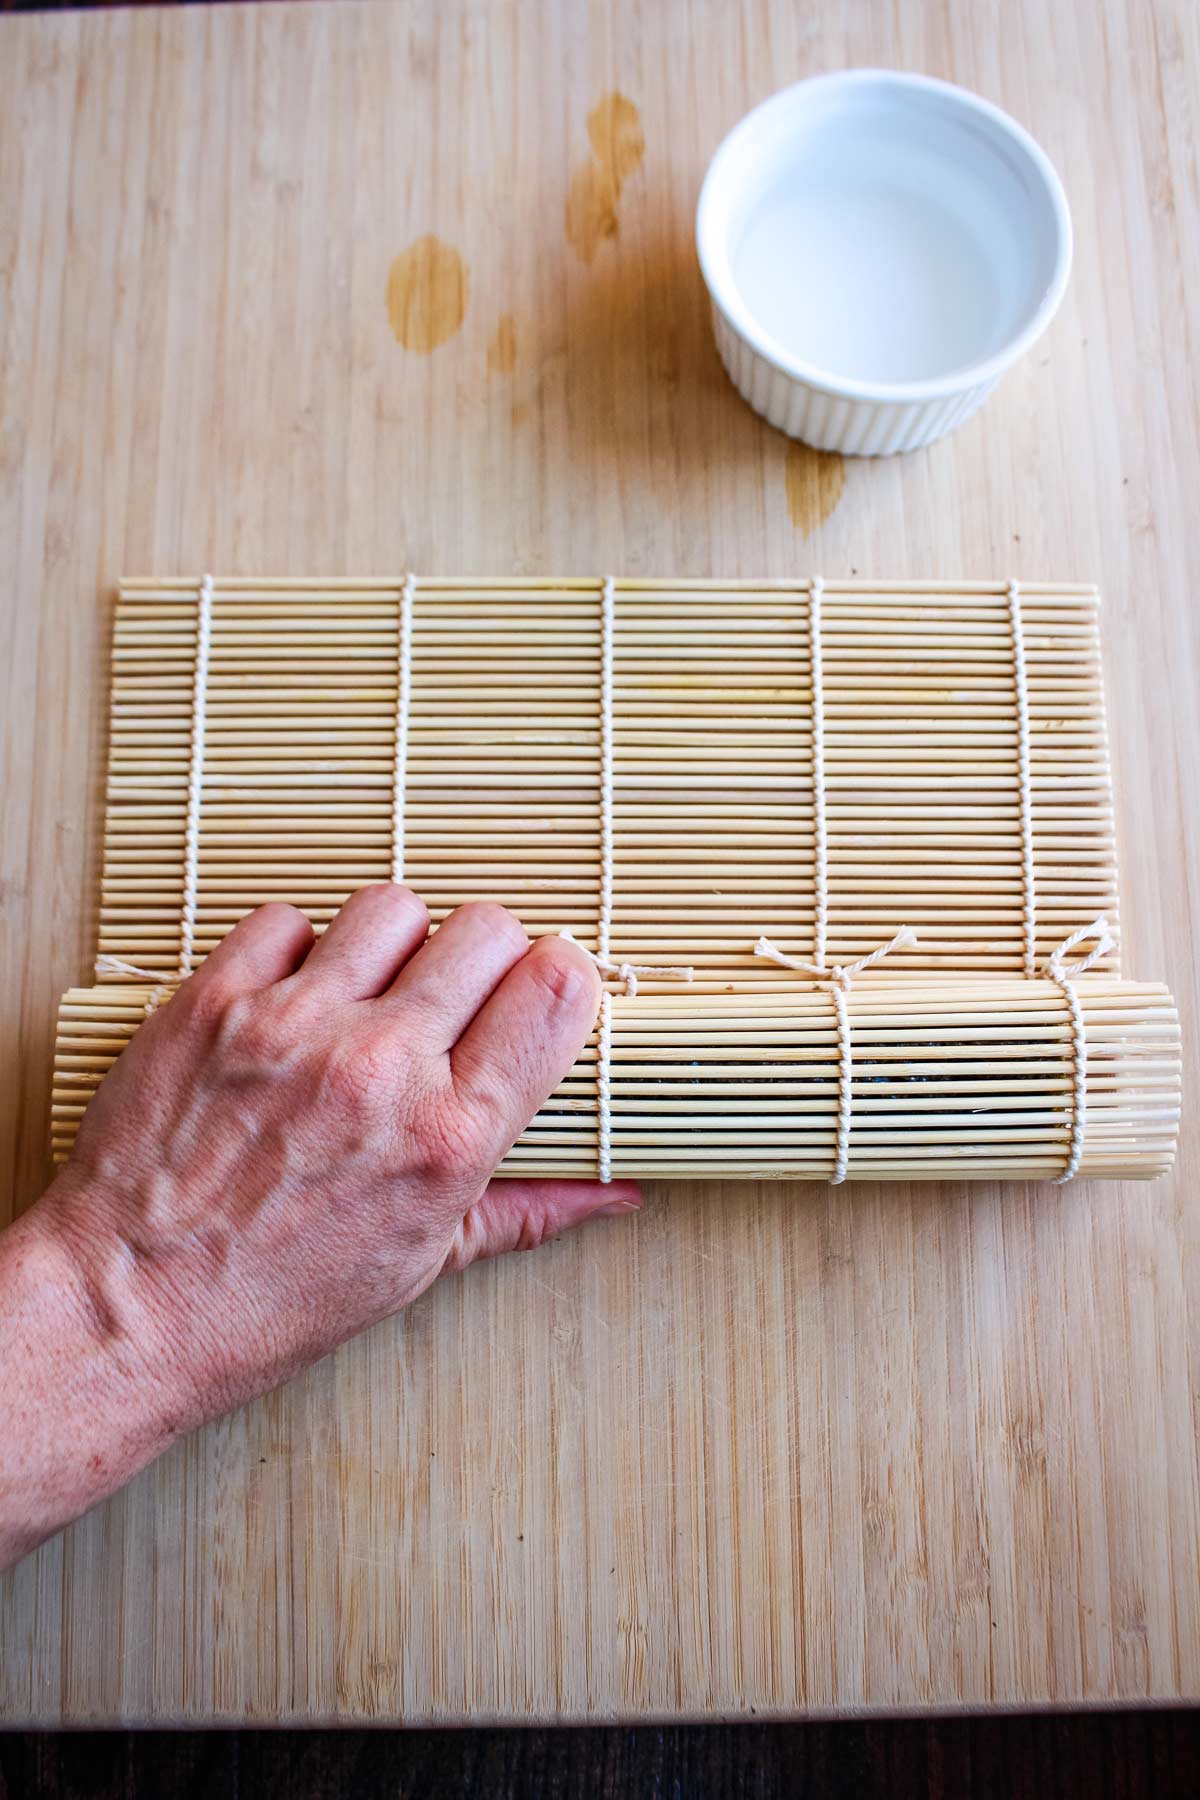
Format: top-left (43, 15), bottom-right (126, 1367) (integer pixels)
top-left (52, 577), bottom-right (1178, 1184)
top-left (4, 0), bottom-right (1199, 1727)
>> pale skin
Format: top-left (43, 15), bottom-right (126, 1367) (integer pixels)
top-left (0, 884), bottom-right (638, 1573)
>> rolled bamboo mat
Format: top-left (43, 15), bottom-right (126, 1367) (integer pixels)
top-left (51, 977), bottom-right (1179, 1181)
top-left (98, 576), bottom-right (1119, 984)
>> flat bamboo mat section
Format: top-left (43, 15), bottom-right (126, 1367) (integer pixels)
top-left (54, 976), bottom-right (1180, 1181)
top-left (98, 577), bottom-right (1120, 981)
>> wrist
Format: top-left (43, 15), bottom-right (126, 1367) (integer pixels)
top-left (0, 1174), bottom-right (201, 1566)
top-left (0, 1211), bottom-right (145, 1565)
top-left (41, 1157), bottom-right (299, 1439)
top-left (33, 1165), bottom-right (212, 1446)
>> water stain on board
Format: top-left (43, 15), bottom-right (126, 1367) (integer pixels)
top-left (566, 165), bottom-right (619, 263)
top-left (487, 312), bottom-right (518, 374)
top-left (565, 92), bottom-right (645, 263)
top-left (386, 235), bottom-right (468, 353)
top-left (785, 441), bottom-right (846, 535)
top-left (588, 90), bottom-right (645, 188)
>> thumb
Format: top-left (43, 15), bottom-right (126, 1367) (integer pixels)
top-left (441, 1178), bottom-right (643, 1274)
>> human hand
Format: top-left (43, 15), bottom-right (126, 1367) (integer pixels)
top-left (0, 886), bottom-right (636, 1569)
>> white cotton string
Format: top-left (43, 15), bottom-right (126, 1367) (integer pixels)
top-left (809, 577), bottom-right (830, 973)
top-left (754, 926), bottom-right (918, 1185)
top-left (1044, 916), bottom-right (1116, 1184)
top-left (596, 579), bottom-right (615, 1181)
top-left (752, 927), bottom-right (918, 987)
top-left (558, 931), bottom-right (694, 998)
top-left (599, 575), bottom-right (616, 965)
top-left (597, 988), bottom-right (614, 1183)
top-left (582, 579), bottom-right (694, 993)
top-left (830, 979), bottom-right (853, 1186)
top-left (178, 573), bottom-right (214, 981)
top-left (591, 574), bottom-right (682, 1184)
top-left (593, 576), bottom-right (615, 1180)
top-left (93, 955), bottom-right (169, 1015)
top-left (1008, 580), bottom-right (1037, 979)
top-left (95, 955), bottom-right (164, 980)
top-left (392, 572), bottom-right (415, 882)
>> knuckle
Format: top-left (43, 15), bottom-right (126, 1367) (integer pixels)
top-left (176, 969), bottom-right (241, 1033)
top-left (411, 1094), bottom-right (493, 1182)
top-left (212, 990), bottom-right (287, 1064)
top-left (510, 1206), bottom-right (555, 1254)
top-left (441, 1201), bottom-right (555, 1275)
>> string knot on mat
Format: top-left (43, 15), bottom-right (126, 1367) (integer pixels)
top-left (557, 930), bottom-right (694, 998)
top-left (753, 927), bottom-right (918, 1185)
top-left (1044, 916), bottom-right (1117, 1184)
top-left (753, 926), bottom-right (917, 991)
top-left (93, 955), bottom-right (169, 1014)
top-left (559, 922), bottom-right (695, 1184)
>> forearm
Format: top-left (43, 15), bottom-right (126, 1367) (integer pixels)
top-left (0, 1183), bottom-right (186, 1571)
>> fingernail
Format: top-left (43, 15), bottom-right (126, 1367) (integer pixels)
top-left (593, 1198), bottom-right (642, 1219)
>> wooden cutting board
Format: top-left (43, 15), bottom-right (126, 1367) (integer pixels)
top-left (1, 0), bottom-right (1197, 1724)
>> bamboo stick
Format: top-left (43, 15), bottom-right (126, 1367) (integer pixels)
top-left (98, 574), bottom-right (1118, 978)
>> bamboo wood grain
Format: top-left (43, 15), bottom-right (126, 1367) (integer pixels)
top-left (3, 0), bottom-right (1199, 1732)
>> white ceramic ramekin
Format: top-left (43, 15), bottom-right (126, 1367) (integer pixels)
top-left (696, 70), bottom-right (1073, 456)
